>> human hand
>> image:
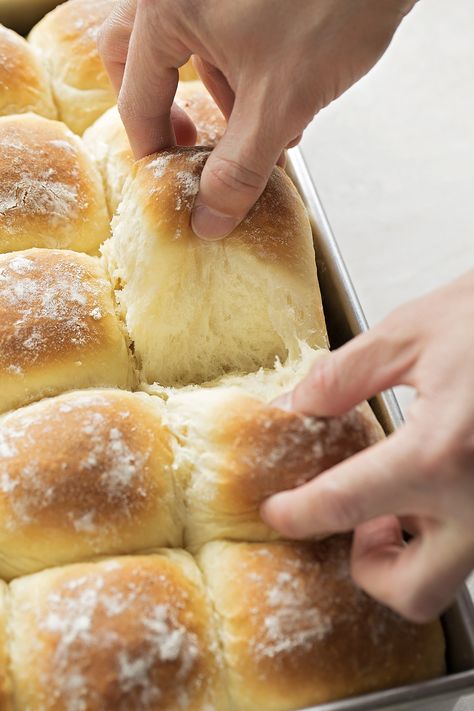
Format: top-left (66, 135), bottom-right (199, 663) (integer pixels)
top-left (261, 270), bottom-right (474, 623)
top-left (98, 0), bottom-right (416, 239)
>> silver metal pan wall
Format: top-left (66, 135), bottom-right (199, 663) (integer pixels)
top-left (286, 147), bottom-right (474, 711)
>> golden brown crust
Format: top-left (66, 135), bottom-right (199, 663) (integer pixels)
top-left (0, 114), bottom-right (109, 253)
top-left (0, 390), bottom-right (182, 578)
top-left (175, 82), bottom-right (226, 147)
top-left (0, 24), bottom-right (56, 119)
top-left (28, 0), bottom-right (117, 133)
top-left (0, 249), bottom-right (134, 414)
top-left (166, 387), bottom-right (384, 547)
top-left (199, 538), bottom-right (446, 710)
top-left (9, 553), bottom-right (229, 711)
top-left (213, 398), bottom-right (384, 509)
top-left (135, 147), bottom-right (315, 271)
top-left (29, 0), bottom-right (113, 91)
top-left (0, 250), bottom-right (114, 371)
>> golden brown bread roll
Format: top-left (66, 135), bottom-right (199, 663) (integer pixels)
top-left (0, 389), bottom-right (183, 579)
top-left (8, 552), bottom-right (230, 711)
top-left (0, 24), bottom-right (56, 119)
top-left (0, 582), bottom-right (12, 711)
top-left (103, 147), bottom-right (328, 386)
top-left (0, 249), bottom-right (134, 414)
top-left (198, 537), bottom-right (446, 711)
top-left (28, 0), bottom-right (116, 134)
top-left (0, 113), bottom-right (109, 254)
top-left (164, 378), bottom-right (384, 549)
top-left (84, 84), bottom-right (225, 215)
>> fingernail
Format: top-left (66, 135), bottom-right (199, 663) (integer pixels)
top-left (191, 205), bottom-right (239, 240)
top-left (270, 391), bottom-right (294, 412)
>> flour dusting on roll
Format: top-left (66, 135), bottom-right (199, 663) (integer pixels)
top-left (84, 84), bottom-right (225, 216)
top-left (0, 249), bottom-right (134, 414)
top-left (9, 553), bottom-right (230, 711)
top-left (104, 147), bottom-right (327, 386)
top-left (0, 114), bottom-right (109, 254)
top-left (199, 537), bottom-right (446, 711)
top-left (0, 389), bottom-right (182, 579)
top-left (161, 363), bottom-right (384, 549)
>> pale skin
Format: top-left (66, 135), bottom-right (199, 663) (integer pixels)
top-left (99, 0), bottom-right (474, 622)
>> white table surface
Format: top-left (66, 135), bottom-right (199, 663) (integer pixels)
top-left (301, 0), bottom-right (474, 708)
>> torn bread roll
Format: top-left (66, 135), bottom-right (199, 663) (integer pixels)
top-left (103, 147), bottom-right (328, 386)
top-left (8, 552), bottom-right (230, 711)
top-left (163, 374), bottom-right (384, 550)
top-left (28, 0), bottom-right (116, 134)
top-left (0, 249), bottom-right (134, 414)
top-left (0, 24), bottom-right (56, 119)
top-left (198, 538), bottom-right (446, 711)
top-left (84, 84), bottom-right (225, 215)
top-left (0, 113), bottom-right (109, 254)
top-left (0, 389), bottom-right (182, 580)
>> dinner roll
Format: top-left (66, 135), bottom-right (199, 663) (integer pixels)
top-left (165, 377), bottom-right (384, 550)
top-left (84, 85), bottom-right (225, 215)
top-left (28, 0), bottom-right (116, 134)
top-left (0, 24), bottom-right (56, 118)
top-left (175, 81), bottom-right (226, 147)
top-left (198, 538), bottom-right (446, 711)
top-left (0, 114), bottom-right (109, 254)
top-left (104, 147), bottom-right (327, 386)
top-left (0, 389), bottom-right (183, 579)
top-left (0, 249), bottom-right (134, 414)
top-left (83, 106), bottom-right (133, 216)
top-left (0, 582), bottom-right (12, 711)
top-left (9, 552), bottom-right (230, 711)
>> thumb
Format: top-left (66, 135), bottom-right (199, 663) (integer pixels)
top-left (191, 92), bottom-right (284, 240)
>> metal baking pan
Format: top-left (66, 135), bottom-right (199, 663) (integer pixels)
top-left (286, 147), bottom-right (474, 711)
top-left (0, 0), bottom-right (61, 34)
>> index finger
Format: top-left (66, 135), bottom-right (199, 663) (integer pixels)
top-left (118, 0), bottom-right (188, 158)
top-left (260, 428), bottom-right (425, 539)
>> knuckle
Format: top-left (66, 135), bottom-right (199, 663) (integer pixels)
top-left (96, 21), bottom-right (113, 57)
top-left (207, 156), bottom-right (267, 196)
top-left (316, 482), bottom-right (360, 531)
top-left (97, 16), bottom-right (129, 64)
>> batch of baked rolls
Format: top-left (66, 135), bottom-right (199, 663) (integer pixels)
top-left (0, 1), bottom-right (446, 710)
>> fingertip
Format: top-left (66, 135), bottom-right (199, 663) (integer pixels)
top-left (291, 351), bottom-right (342, 416)
top-left (191, 204), bottom-right (239, 241)
top-left (269, 391), bottom-right (294, 412)
top-left (260, 492), bottom-right (306, 539)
